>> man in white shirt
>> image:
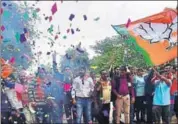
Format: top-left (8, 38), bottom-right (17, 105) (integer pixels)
top-left (71, 67), bottom-right (94, 124)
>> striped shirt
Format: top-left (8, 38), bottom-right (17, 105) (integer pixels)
top-left (28, 80), bottom-right (46, 105)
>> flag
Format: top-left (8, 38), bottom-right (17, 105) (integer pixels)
top-left (112, 8), bottom-right (177, 66)
top-left (1, 58), bottom-right (13, 79)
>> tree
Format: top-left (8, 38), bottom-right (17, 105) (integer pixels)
top-left (1, 1), bottom-right (41, 70)
top-left (90, 35), bottom-right (148, 74)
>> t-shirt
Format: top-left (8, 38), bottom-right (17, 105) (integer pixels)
top-left (101, 81), bottom-right (111, 104)
top-left (118, 78), bottom-right (129, 96)
top-left (133, 76), bottom-right (146, 96)
top-left (153, 80), bottom-right (171, 105)
top-left (170, 78), bottom-right (178, 95)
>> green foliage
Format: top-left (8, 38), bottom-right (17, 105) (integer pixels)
top-left (90, 35), bottom-right (149, 73)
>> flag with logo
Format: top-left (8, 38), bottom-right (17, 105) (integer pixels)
top-left (112, 8), bottom-right (177, 66)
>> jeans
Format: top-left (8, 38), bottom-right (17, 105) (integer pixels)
top-left (49, 104), bottom-right (63, 123)
top-left (72, 105), bottom-right (78, 123)
top-left (135, 96), bottom-right (145, 122)
top-left (174, 96), bottom-right (178, 119)
top-left (146, 94), bottom-right (153, 123)
top-left (64, 91), bottom-right (73, 123)
top-left (10, 111), bottom-right (26, 124)
top-left (152, 105), bottom-right (170, 124)
top-left (64, 104), bottom-right (73, 123)
top-left (1, 112), bottom-right (11, 124)
top-left (170, 95), bottom-right (175, 118)
top-left (76, 97), bottom-right (92, 124)
top-left (95, 103), bottom-right (110, 124)
top-left (35, 104), bottom-right (50, 123)
top-left (170, 104), bottom-right (175, 118)
top-left (130, 103), bottom-right (135, 124)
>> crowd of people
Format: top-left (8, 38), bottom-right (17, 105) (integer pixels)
top-left (1, 51), bottom-right (178, 124)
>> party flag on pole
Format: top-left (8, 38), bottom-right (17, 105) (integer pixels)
top-left (112, 8), bottom-right (177, 66)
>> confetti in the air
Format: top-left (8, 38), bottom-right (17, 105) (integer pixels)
top-left (1, 25), bottom-right (5, 31)
top-left (126, 18), bottom-right (131, 28)
top-left (83, 15), bottom-right (87, 20)
top-left (51, 2), bottom-right (57, 15)
top-left (69, 14), bottom-right (75, 21)
top-left (20, 34), bottom-right (27, 43)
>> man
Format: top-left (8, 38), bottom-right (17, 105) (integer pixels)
top-left (144, 68), bottom-right (154, 124)
top-left (2, 75), bottom-right (26, 124)
top-left (113, 66), bottom-right (135, 124)
top-left (111, 66), bottom-right (120, 124)
top-left (133, 68), bottom-right (146, 123)
top-left (171, 66), bottom-right (178, 120)
top-left (52, 51), bottom-right (73, 123)
top-left (44, 76), bottom-right (64, 123)
top-left (28, 69), bottom-right (49, 124)
top-left (95, 70), bottom-right (112, 124)
top-left (18, 72), bottom-right (36, 124)
top-left (164, 64), bottom-right (173, 80)
top-left (128, 66), bottom-right (136, 124)
top-left (152, 68), bottom-right (172, 124)
top-left (62, 66), bottom-right (74, 123)
top-left (72, 67), bottom-right (94, 124)
top-left (1, 79), bottom-right (13, 124)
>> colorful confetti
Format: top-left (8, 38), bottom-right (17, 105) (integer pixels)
top-left (126, 18), bottom-right (131, 28)
top-left (69, 14), bottom-right (75, 21)
top-left (51, 2), bottom-right (57, 15)
top-left (49, 16), bottom-right (52, 22)
top-left (83, 15), bottom-right (87, 20)
top-left (71, 28), bottom-right (74, 34)
top-left (0, 8), bottom-right (3, 15)
top-left (20, 34), bottom-right (27, 43)
top-left (9, 57), bottom-right (15, 64)
top-left (1, 25), bottom-right (5, 31)
top-left (63, 35), bottom-right (67, 39)
top-left (94, 17), bottom-right (100, 21)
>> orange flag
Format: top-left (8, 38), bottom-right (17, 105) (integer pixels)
top-left (112, 8), bottom-right (177, 66)
top-left (1, 58), bottom-right (13, 79)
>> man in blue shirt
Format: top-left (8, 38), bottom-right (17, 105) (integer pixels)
top-left (133, 68), bottom-right (146, 122)
top-left (152, 68), bottom-right (172, 124)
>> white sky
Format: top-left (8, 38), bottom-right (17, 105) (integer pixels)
top-left (17, 1), bottom-right (177, 70)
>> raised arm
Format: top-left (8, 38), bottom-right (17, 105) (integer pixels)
top-left (144, 69), bottom-right (154, 83)
top-left (154, 68), bottom-right (171, 86)
top-left (112, 78), bottom-right (120, 98)
top-left (52, 51), bottom-right (58, 73)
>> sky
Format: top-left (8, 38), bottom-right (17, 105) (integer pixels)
top-left (16, 1), bottom-right (177, 70)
